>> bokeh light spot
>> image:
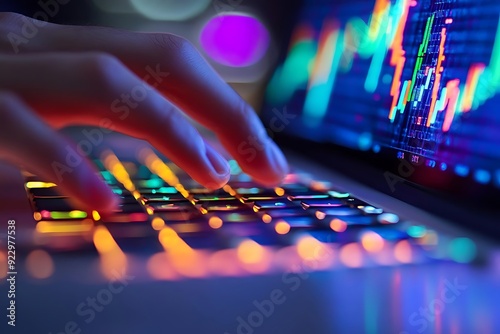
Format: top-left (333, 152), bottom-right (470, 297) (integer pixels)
top-left (449, 237), bottom-right (477, 263)
top-left (26, 250), bottom-right (54, 279)
top-left (130, 0), bottom-right (211, 21)
top-left (200, 13), bottom-right (270, 67)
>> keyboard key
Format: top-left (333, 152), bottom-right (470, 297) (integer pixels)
top-left (200, 200), bottom-right (249, 212)
top-left (100, 212), bottom-right (149, 223)
top-left (287, 193), bottom-right (330, 200)
top-left (192, 194), bottom-right (236, 202)
top-left (377, 213), bottom-right (400, 224)
top-left (359, 206), bottom-right (384, 214)
top-left (157, 211), bottom-right (203, 222)
top-left (241, 195), bottom-right (285, 203)
top-left (328, 190), bottom-right (351, 198)
top-left (147, 201), bottom-right (194, 212)
top-left (234, 187), bottom-right (273, 195)
top-left (34, 198), bottom-right (76, 211)
top-left (119, 195), bottom-right (140, 205)
top-left (112, 203), bottom-right (145, 214)
top-left (138, 187), bottom-right (178, 195)
top-left (135, 178), bottom-right (167, 189)
top-left (301, 198), bottom-right (344, 208)
top-left (253, 200), bottom-right (299, 211)
top-left (258, 208), bottom-right (309, 219)
top-left (239, 189), bottom-right (286, 202)
top-left (282, 185), bottom-right (310, 192)
top-left (30, 187), bottom-right (66, 198)
top-left (141, 194), bottom-right (188, 203)
top-left (186, 188), bottom-right (216, 195)
top-left (37, 210), bottom-right (88, 220)
top-left (342, 197), bottom-right (370, 207)
top-left (306, 207), bottom-right (362, 216)
top-left (212, 212), bottom-right (259, 223)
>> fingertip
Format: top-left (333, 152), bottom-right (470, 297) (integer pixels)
top-left (82, 176), bottom-right (120, 214)
top-left (202, 144), bottom-right (231, 188)
top-left (267, 140), bottom-right (289, 179)
top-left (238, 139), bottom-right (288, 186)
top-left (205, 144), bottom-right (230, 177)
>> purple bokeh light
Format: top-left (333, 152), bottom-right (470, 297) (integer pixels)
top-left (200, 13), bottom-right (270, 67)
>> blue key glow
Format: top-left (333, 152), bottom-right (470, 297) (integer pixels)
top-left (474, 169), bottom-right (491, 184)
top-left (454, 164), bottom-right (470, 177)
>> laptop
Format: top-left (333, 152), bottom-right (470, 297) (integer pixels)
top-left (1, 0), bottom-right (500, 333)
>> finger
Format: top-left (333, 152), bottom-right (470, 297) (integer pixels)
top-left (0, 91), bottom-right (118, 213)
top-left (0, 13), bottom-right (288, 185)
top-left (0, 53), bottom-right (231, 188)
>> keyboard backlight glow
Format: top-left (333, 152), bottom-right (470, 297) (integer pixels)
top-left (328, 191), bottom-right (350, 198)
top-left (339, 243), bottom-right (363, 268)
top-left (26, 250), bottom-right (54, 279)
top-left (151, 217), bottom-right (166, 230)
top-left (26, 181), bottom-right (57, 189)
top-left (49, 210), bottom-right (87, 220)
top-left (208, 216), bottom-right (223, 229)
top-left (315, 211), bottom-right (326, 220)
top-left (237, 240), bottom-right (265, 264)
top-left (274, 187), bottom-right (285, 196)
top-left (297, 236), bottom-right (323, 260)
top-left (275, 221), bottom-right (291, 235)
top-left (361, 231), bottom-right (385, 253)
top-left (36, 219), bottom-right (93, 234)
top-left (92, 210), bottom-right (101, 221)
top-left (159, 227), bottom-right (192, 253)
top-left (330, 219), bottom-right (347, 232)
top-left (93, 226), bottom-right (119, 253)
top-left (394, 240), bottom-right (412, 263)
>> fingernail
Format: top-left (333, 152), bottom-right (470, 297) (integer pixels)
top-left (205, 145), bottom-right (230, 178)
top-left (267, 140), bottom-right (288, 176)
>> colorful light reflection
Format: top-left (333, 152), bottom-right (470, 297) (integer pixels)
top-left (130, 0), bottom-right (211, 21)
top-left (200, 13), bottom-right (270, 67)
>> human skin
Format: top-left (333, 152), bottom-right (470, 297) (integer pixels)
top-left (0, 12), bottom-right (288, 213)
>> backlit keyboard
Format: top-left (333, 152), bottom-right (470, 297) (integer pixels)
top-left (21, 148), bottom-right (476, 279)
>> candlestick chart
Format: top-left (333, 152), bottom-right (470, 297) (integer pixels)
top-left (265, 0), bottom-right (500, 184)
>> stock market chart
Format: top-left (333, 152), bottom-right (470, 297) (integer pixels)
top-left (265, 0), bottom-right (500, 188)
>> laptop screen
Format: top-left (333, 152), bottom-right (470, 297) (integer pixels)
top-left (262, 0), bottom-right (500, 194)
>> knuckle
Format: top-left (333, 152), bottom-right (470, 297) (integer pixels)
top-left (157, 103), bottom-right (180, 128)
top-left (152, 33), bottom-right (192, 51)
top-left (151, 33), bottom-right (196, 59)
top-left (81, 52), bottom-right (122, 94)
top-left (85, 52), bottom-right (121, 75)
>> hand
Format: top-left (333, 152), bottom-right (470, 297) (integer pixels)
top-left (0, 12), bottom-right (288, 213)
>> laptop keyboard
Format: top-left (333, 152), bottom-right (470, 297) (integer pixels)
top-left (22, 148), bottom-right (474, 278)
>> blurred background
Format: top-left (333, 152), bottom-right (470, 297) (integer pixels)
top-left (1, 0), bottom-right (301, 110)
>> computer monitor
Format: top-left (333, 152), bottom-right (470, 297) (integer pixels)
top-left (263, 0), bottom-right (500, 202)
